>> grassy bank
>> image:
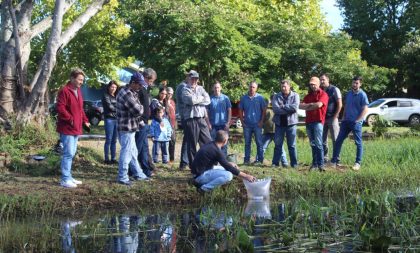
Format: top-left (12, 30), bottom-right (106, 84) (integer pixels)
top-left (0, 124), bottom-right (419, 218)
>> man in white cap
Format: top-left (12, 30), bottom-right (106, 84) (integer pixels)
top-left (181, 70), bottom-right (212, 164)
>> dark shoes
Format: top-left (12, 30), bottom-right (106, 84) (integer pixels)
top-left (188, 178), bottom-right (206, 194)
top-left (117, 181), bottom-right (131, 186)
top-left (310, 165), bottom-right (326, 172)
top-left (105, 160), bottom-right (117, 165)
top-left (179, 164), bottom-right (188, 171)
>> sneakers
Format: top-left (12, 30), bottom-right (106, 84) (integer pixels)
top-left (352, 163), bottom-right (361, 171)
top-left (72, 178), bottom-right (82, 185)
top-left (60, 180), bottom-right (77, 188)
top-left (133, 176), bottom-right (151, 181)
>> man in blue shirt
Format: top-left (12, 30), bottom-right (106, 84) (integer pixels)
top-left (331, 76), bottom-right (369, 171)
top-left (207, 81), bottom-right (232, 157)
top-left (239, 81), bottom-right (267, 165)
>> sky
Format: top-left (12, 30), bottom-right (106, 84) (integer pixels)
top-left (320, 0), bottom-right (344, 31)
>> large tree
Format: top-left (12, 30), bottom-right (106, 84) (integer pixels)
top-left (337, 0), bottom-right (419, 97)
top-left (0, 0), bottom-right (114, 126)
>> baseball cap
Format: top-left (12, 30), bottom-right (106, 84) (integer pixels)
top-left (188, 70), bottom-right (199, 78)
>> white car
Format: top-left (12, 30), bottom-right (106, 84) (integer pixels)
top-left (363, 98), bottom-right (420, 126)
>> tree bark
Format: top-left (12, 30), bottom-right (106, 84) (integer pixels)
top-left (16, 0), bottom-right (65, 125)
top-left (0, 0), bottom-right (109, 126)
top-left (7, 0), bottom-right (25, 100)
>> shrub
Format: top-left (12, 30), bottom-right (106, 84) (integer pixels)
top-left (372, 116), bottom-right (395, 137)
top-left (0, 119), bottom-right (58, 160)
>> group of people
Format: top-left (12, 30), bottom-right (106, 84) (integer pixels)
top-left (55, 68), bottom-right (368, 192)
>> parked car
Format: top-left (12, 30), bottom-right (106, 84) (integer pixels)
top-left (91, 100), bottom-right (104, 113)
top-left (363, 98), bottom-right (420, 126)
top-left (49, 101), bottom-right (103, 126)
top-left (230, 101), bottom-right (242, 128)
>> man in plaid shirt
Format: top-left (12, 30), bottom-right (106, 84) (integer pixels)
top-left (116, 72), bottom-right (150, 185)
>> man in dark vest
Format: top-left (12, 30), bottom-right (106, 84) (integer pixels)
top-left (134, 68), bottom-right (157, 177)
top-left (320, 73), bottom-right (342, 164)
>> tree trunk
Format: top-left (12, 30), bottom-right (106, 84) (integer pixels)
top-left (0, 0), bottom-right (109, 126)
top-left (16, 0), bottom-right (65, 125)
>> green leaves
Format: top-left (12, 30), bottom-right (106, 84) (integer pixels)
top-left (337, 0), bottom-right (419, 97)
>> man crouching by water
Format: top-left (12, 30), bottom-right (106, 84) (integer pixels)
top-left (190, 130), bottom-right (256, 193)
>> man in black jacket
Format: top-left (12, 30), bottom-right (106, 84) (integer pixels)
top-left (190, 130), bottom-right (256, 193)
top-left (134, 68), bottom-right (157, 177)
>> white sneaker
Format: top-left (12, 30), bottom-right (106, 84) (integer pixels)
top-left (60, 180), bottom-right (77, 188)
top-left (352, 163), bottom-right (361, 171)
top-left (72, 179), bottom-right (82, 185)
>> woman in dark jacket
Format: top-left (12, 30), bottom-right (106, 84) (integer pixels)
top-left (102, 80), bottom-right (119, 164)
top-left (149, 87), bottom-right (168, 120)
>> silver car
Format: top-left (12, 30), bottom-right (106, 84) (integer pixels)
top-left (363, 98), bottom-right (420, 126)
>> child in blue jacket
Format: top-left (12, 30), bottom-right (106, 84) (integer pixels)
top-left (150, 107), bottom-right (173, 163)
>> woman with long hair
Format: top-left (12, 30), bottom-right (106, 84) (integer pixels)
top-left (102, 80), bottom-right (119, 164)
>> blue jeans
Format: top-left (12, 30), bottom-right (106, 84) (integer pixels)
top-left (261, 133), bottom-right (287, 165)
top-left (273, 125), bottom-right (298, 167)
top-left (152, 141), bottom-right (169, 163)
top-left (135, 125), bottom-right (152, 177)
top-left (243, 126), bottom-right (263, 163)
top-left (60, 134), bottom-right (79, 182)
top-left (332, 120), bottom-right (363, 164)
top-left (195, 166), bottom-right (233, 192)
top-left (118, 131), bottom-right (147, 183)
top-left (306, 122), bottom-right (324, 168)
top-left (211, 126), bottom-right (228, 157)
top-left (104, 118), bottom-right (117, 161)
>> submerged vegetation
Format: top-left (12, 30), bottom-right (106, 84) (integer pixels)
top-left (0, 192), bottom-right (418, 252)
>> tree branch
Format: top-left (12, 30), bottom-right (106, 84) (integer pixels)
top-left (31, 0), bottom-right (75, 39)
top-left (7, 0), bottom-right (25, 99)
top-left (60, 0), bottom-right (110, 48)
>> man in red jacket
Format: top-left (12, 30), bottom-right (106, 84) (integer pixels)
top-left (56, 68), bottom-right (90, 188)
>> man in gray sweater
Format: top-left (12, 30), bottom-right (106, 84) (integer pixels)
top-left (181, 70), bottom-right (212, 164)
top-left (271, 79), bottom-right (300, 168)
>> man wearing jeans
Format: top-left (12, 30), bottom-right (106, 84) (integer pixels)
top-left (272, 80), bottom-right (300, 168)
top-left (207, 81), bottom-right (232, 157)
top-left (135, 69), bottom-right (157, 177)
top-left (56, 68), bottom-right (90, 188)
top-left (116, 74), bottom-right (149, 185)
top-left (331, 76), bottom-right (369, 171)
top-left (320, 74), bottom-right (342, 163)
top-left (239, 81), bottom-right (267, 165)
top-left (190, 130), bottom-right (256, 193)
top-left (300, 77), bottom-right (329, 171)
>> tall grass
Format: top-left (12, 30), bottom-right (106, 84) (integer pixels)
top-left (230, 136), bottom-right (420, 197)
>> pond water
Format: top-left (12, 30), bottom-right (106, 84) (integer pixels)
top-left (0, 195), bottom-right (418, 252)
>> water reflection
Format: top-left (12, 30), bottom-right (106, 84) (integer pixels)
top-left (61, 220), bottom-right (82, 253)
top-left (2, 196), bottom-right (416, 252)
top-left (110, 215), bottom-right (139, 253)
top-left (244, 198), bottom-right (272, 219)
